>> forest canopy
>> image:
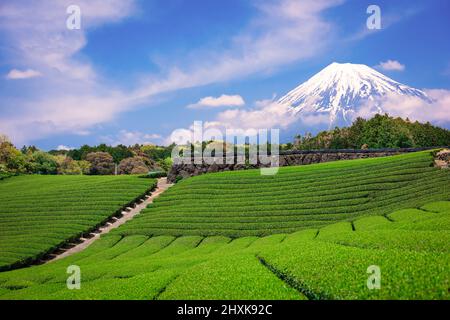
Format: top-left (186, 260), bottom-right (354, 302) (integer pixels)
top-left (290, 114), bottom-right (450, 150)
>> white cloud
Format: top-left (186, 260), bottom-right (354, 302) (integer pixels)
top-left (375, 60), bottom-right (405, 72)
top-left (187, 94), bottom-right (245, 109)
top-left (167, 98), bottom-right (300, 144)
top-left (168, 128), bottom-right (194, 145)
top-left (101, 130), bottom-right (162, 146)
top-left (211, 99), bottom-right (297, 131)
top-left (56, 145), bottom-right (74, 151)
top-left (355, 89), bottom-right (450, 124)
top-left (6, 69), bottom-right (42, 80)
top-left (0, 92), bottom-right (132, 145)
top-left (202, 98), bottom-right (335, 135)
top-left (0, 0), bottom-right (136, 83)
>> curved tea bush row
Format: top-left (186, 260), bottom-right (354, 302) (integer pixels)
top-left (0, 201), bottom-right (448, 299)
top-left (0, 175), bottom-right (156, 271)
top-left (116, 151), bottom-right (450, 237)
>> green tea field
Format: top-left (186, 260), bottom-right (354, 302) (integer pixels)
top-left (0, 175), bottom-right (156, 271)
top-left (0, 200), bottom-right (448, 299)
top-left (0, 151), bottom-right (448, 300)
top-left (118, 151), bottom-right (450, 237)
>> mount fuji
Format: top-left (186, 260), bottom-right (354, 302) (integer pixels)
top-left (278, 62), bottom-right (432, 128)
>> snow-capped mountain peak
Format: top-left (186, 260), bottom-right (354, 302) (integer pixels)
top-left (278, 62), bottom-right (431, 126)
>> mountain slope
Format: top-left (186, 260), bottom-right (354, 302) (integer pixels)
top-left (278, 62), bottom-right (431, 127)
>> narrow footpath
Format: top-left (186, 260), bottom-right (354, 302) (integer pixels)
top-left (48, 177), bottom-right (173, 263)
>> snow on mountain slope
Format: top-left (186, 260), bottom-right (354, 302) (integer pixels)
top-left (278, 62), bottom-right (432, 127)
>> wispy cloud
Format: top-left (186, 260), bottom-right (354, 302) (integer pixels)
top-left (101, 130), bottom-right (162, 146)
top-left (346, 7), bottom-right (421, 42)
top-left (208, 99), bottom-right (297, 131)
top-left (375, 60), bottom-right (405, 72)
top-left (187, 94), bottom-right (245, 110)
top-left (133, 0), bottom-right (345, 99)
top-left (6, 69), bottom-right (42, 80)
top-left (0, 0), bottom-right (137, 145)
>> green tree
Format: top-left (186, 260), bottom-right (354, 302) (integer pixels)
top-left (0, 135), bottom-right (27, 173)
top-left (55, 155), bottom-right (82, 175)
top-left (109, 145), bottom-right (133, 163)
top-left (157, 157), bottom-right (173, 173)
top-left (292, 114), bottom-right (449, 150)
top-left (85, 152), bottom-right (115, 175)
top-left (26, 151), bottom-right (58, 174)
top-left (77, 160), bottom-right (91, 175)
top-left (141, 144), bottom-right (174, 161)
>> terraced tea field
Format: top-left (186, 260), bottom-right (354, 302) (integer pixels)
top-left (117, 151), bottom-right (450, 237)
top-left (0, 200), bottom-right (448, 299)
top-left (0, 175), bottom-right (156, 271)
top-left (0, 151), bottom-right (448, 299)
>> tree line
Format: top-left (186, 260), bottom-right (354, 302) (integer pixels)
top-left (286, 114), bottom-right (450, 150)
top-left (0, 136), bottom-right (174, 176)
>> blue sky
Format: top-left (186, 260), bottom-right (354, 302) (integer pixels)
top-left (0, 0), bottom-right (449, 150)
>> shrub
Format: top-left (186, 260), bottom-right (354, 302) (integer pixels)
top-left (147, 171), bottom-right (167, 178)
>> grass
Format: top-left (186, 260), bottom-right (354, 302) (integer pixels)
top-left (0, 200), bottom-right (448, 300)
top-left (0, 175), bottom-right (156, 271)
top-left (115, 151), bottom-right (450, 237)
top-left (0, 173), bottom-right (13, 181)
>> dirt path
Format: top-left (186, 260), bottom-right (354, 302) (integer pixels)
top-left (48, 177), bottom-right (173, 263)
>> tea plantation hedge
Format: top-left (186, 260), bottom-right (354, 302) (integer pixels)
top-left (0, 175), bottom-right (156, 271)
top-left (116, 151), bottom-right (450, 237)
top-left (0, 200), bottom-right (448, 299)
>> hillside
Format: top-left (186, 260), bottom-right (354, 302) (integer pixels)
top-left (116, 151), bottom-right (450, 237)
